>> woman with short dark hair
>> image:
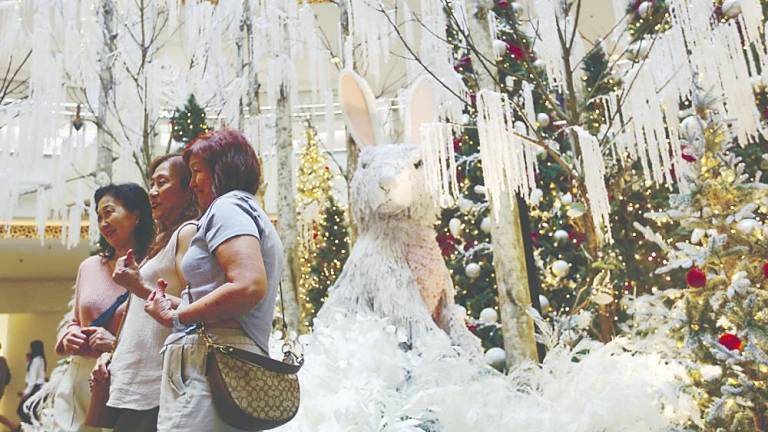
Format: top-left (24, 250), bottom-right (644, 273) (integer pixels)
top-left (53, 183), bottom-right (153, 432)
top-left (145, 129), bottom-right (284, 432)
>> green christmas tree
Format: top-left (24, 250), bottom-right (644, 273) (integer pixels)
top-left (170, 94), bottom-right (211, 146)
top-left (306, 195), bottom-right (350, 321)
top-left (635, 85), bottom-right (768, 431)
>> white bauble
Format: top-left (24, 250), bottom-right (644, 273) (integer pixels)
top-left (480, 217), bottom-right (492, 233)
top-left (680, 116), bottom-right (704, 141)
top-left (492, 39), bottom-right (508, 58)
top-left (504, 75), bottom-right (515, 88)
top-left (440, 194), bottom-right (455, 208)
top-left (474, 185), bottom-right (487, 196)
top-left (530, 188), bottom-right (544, 205)
top-left (637, 1), bottom-right (653, 18)
top-left (465, 262), bottom-right (482, 279)
top-left (736, 218), bottom-right (760, 235)
top-left (722, 0), bottom-right (742, 18)
top-left (448, 218), bottom-right (463, 237)
top-left (462, 113), bottom-right (471, 124)
top-left (536, 112), bottom-right (551, 128)
top-left (538, 294), bottom-right (550, 310)
top-left (484, 347), bottom-right (507, 371)
top-left (551, 260), bottom-right (570, 277)
top-left (553, 229), bottom-right (569, 243)
top-left (455, 305), bottom-right (467, 320)
top-left (513, 120), bottom-right (527, 133)
top-left (479, 307), bottom-right (499, 323)
top-left (561, 192), bottom-right (573, 204)
top-left (458, 197), bottom-right (474, 213)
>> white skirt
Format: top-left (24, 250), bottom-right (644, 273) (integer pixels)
top-left (51, 356), bottom-right (103, 432)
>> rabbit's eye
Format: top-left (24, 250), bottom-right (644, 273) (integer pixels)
top-left (414, 160), bottom-right (423, 169)
top-left (362, 162), bottom-right (369, 169)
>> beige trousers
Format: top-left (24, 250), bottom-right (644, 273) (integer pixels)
top-left (51, 356), bottom-right (103, 432)
top-left (157, 328), bottom-right (264, 432)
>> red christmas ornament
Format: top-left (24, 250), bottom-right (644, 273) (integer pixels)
top-left (568, 230), bottom-right (586, 246)
top-left (718, 333), bottom-right (743, 351)
top-left (762, 262), bottom-right (768, 279)
top-left (467, 322), bottom-right (478, 332)
top-left (497, 0), bottom-right (510, 8)
top-left (436, 233), bottom-right (456, 257)
top-left (463, 239), bottom-right (477, 252)
top-left (530, 231), bottom-right (540, 248)
top-left (453, 137), bottom-right (463, 152)
top-left (506, 44), bottom-right (526, 61)
top-left (686, 267), bottom-right (707, 288)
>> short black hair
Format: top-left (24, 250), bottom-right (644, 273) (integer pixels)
top-left (94, 183), bottom-right (154, 261)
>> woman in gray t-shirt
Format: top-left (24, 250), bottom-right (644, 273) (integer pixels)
top-left (145, 129), bottom-right (283, 432)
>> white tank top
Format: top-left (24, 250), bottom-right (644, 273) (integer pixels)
top-left (107, 222), bottom-right (195, 410)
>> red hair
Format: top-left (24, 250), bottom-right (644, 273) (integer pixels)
top-left (183, 129), bottom-right (261, 197)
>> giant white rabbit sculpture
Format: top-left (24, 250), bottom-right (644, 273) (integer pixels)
top-left (317, 70), bottom-right (482, 356)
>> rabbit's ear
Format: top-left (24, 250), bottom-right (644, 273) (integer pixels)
top-left (339, 70), bottom-right (379, 148)
top-left (405, 75), bottom-right (437, 146)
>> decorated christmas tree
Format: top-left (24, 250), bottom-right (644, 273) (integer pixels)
top-left (635, 83), bottom-right (768, 431)
top-left (295, 121), bottom-right (350, 331)
top-left (170, 94), bottom-right (211, 147)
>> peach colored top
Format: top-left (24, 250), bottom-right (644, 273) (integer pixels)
top-left (56, 255), bottom-right (127, 357)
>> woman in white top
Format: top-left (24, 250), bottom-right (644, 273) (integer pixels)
top-left (90, 154), bottom-right (197, 432)
top-left (17, 340), bottom-right (46, 424)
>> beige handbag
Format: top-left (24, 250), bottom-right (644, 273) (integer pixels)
top-left (193, 283), bottom-right (303, 430)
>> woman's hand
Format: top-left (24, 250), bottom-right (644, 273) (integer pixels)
top-left (90, 352), bottom-right (112, 387)
top-left (61, 326), bottom-right (89, 355)
top-left (112, 249), bottom-right (142, 293)
top-left (82, 327), bottom-right (116, 353)
top-left (145, 279), bottom-right (174, 328)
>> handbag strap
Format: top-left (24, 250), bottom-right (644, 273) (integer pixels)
top-left (187, 280), bottom-right (303, 367)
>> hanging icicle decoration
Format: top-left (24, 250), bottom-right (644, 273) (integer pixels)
top-left (575, 127), bottom-right (613, 244)
top-left (420, 0), bottom-right (469, 124)
top-left (421, 122), bottom-right (460, 206)
top-left (476, 90), bottom-right (539, 221)
top-left (530, 0), bottom-right (568, 89)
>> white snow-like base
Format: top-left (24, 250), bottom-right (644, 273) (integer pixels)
top-left (274, 314), bottom-right (698, 432)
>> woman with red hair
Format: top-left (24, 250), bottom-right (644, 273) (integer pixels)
top-left (144, 129), bottom-right (284, 432)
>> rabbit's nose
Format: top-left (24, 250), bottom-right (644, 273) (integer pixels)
top-left (379, 175), bottom-right (397, 191)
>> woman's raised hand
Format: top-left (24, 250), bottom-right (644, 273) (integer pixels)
top-left (112, 249), bottom-right (142, 293)
top-left (145, 279), bottom-right (174, 328)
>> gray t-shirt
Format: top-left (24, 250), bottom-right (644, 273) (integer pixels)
top-left (178, 190), bottom-right (283, 352)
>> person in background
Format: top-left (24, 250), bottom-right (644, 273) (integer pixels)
top-left (53, 183), bottom-right (153, 432)
top-left (0, 342), bottom-right (15, 431)
top-left (144, 129), bottom-right (284, 432)
top-left (16, 341), bottom-right (45, 425)
top-left (91, 154), bottom-right (198, 432)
